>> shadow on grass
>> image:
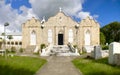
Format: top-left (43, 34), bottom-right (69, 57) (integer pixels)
top-left (85, 71), bottom-right (120, 75)
top-left (92, 58), bottom-right (120, 68)
top-left (0, 65), bottom-right (34, 75)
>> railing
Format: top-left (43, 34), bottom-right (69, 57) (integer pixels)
top-left (34, 46), bottom-right (38, 53)
top-left (67, 43), bottom-right (75, 53)
top-left (41, 44), bottom-right (53, 56)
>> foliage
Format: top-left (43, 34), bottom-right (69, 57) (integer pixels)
top-left (7, 35), bottom-right (13, 40)
top-left (102, 45), bottom-right (109, 50)
top-left (1, 33), bottom-right (5, 36)
top-left (19, 48), bottom-right (24, 53)
top-left (11, 47), bottom-right (16, 53)
top-left (72, 58), bottom-right (120, 75)
top-left (40, 44), bottom-right (46, 49)
top-left (33, 52), bottom-right (39, 55)
top-left (101, 22), bottom-right (120, 44)
top-left (100, 32), bottom-right (106, 45)
top-left (73, 45), bottom-right (77, 48)
top-left (0, 42), bottom-right (2, 49)
top-left (6, 49), bottom-right (10, 53)
top-left (0, 56), bottom-right (46, 75)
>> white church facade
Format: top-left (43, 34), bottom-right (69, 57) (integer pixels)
top-left (22, 10), bottom-right (100, 53)
top-left (0, 10), bottom-right (100, 54)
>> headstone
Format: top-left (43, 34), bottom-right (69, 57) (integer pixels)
top-left (94, 46), bottom-right (102, 60)
top-left (109, 42), bottom-right (120, 64)
top-left (114, 54), bottom-right (120, 65)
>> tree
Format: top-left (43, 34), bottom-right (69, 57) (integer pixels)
top-left (1, 33), bottom-right (5, 36)
top-left (7, 35), bottom-right (13, 40)
top-left (101, 22), bottom-right (120, 43)
top-left (100, 32), bottom-right (106, 45)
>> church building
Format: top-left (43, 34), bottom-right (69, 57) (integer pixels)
top-left (22, 9), bottom-right (100, 52)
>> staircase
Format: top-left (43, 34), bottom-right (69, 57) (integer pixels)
top-left (49, 45), bottom-right (79, 56)
top-left (25, 45), bottom-right (36, 54)
top-left (51, 45), bottom-right (70, 53)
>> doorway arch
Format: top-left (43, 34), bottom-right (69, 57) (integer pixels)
top-left (58, 29), bottom-right (64, 45)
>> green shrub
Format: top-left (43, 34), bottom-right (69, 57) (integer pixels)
top-left (19, 48), bottom-right (24, 53)
top-left (11, 47), bottom-right (16, 53)
top-left (102, 45), bottom-right (109, 50)
top-left (6, 49), bottom-right (10, 53)
top-left (73, 45), bottom-right (77, 48)
top-left (33, 52), bottom-right (39, 55)
top-left (40, 44), bottom-right (46, 49)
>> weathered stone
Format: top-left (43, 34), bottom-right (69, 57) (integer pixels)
top-left (114, 54), bottom-right (120, 66)
top-left (109, 42), bottom-right (120, 64)
top-left (94, 46), bottom-right (102, 59)
top-left (22, 11), bottom-right (100, 53)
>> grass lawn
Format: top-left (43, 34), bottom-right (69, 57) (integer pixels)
top-left (0, 56), bottom-right (46, 75)
top-left (72, 57), bottom-right (120, 75)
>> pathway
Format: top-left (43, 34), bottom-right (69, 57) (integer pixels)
top-left (35, 56), bottom-right (82, 75)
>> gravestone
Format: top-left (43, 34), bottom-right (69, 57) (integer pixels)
top-left (109, 42), bottom-right (120, 64)
top-left (94, 46), bottom-right (102, 60)
top-left (114, 54), bottom-right (120, 65)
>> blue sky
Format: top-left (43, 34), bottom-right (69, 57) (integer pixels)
top-left (83, 0), bottom-right (120, 26)
top-left (0, 0), bottom-right (120, 33)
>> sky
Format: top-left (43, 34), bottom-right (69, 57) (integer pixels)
top-left (0, 0), bottom-right (120, 34)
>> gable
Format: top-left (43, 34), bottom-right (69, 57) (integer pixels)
top-left (80, 17), bottom-right (100, 27)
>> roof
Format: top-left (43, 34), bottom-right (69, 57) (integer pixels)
top-left (6, 32), bottom-right (22, 36)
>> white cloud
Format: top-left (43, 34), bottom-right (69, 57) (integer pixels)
top-left (78, 11), bottom-right (90, 19)
top-left (0, 0), bottom-right (99, 34)
top-left (0, 1), bottom-right (37, 34)
top-left (29, 0), bottom-right (87, 20)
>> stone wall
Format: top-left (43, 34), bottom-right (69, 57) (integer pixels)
top-left (22, 11), bottom-right (100, 51)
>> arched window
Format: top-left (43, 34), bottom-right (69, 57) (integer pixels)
top-left (85, 29), bottom-right (91, 45)
top-left (30, 30), bottom-right (36, 45)
top-left (68, 29), bottom-right (73, 43)
top-left (48, 29), bottom-right (52, 43)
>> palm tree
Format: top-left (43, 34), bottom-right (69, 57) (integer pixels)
top-left (7, 35), bottom-right (13, 40)
top-left (7, 35), bottom-right (13, 47)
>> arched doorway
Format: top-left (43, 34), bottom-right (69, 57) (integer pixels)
top-left (58, 30), bottom-right (64, 45)
top-left (58, 34), bottom-right (64, 45)
top-left (30, 30), bottom-right (36, 45)
top-left (85, 30), bottom-right (91, 45)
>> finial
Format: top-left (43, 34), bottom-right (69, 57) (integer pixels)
top-left (59, 7), bottom-right (62, 12)
top-left (43, 16), bottom-right (45, 22)
top-left (41, 16), bottom-right (45, 24)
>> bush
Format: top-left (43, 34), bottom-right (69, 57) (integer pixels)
top-left (6, 49), bottom-right (10, 53)
top-left (19, 48), bottom-right (24, 53)
top-left (40, 44), bottom-right (46, 49)
top-left (73, 45), bottom-right (77, 48)
top-left (102, 45), bottom-right (109, 50)
top-left (11, 47), bottom-right (16, 53)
